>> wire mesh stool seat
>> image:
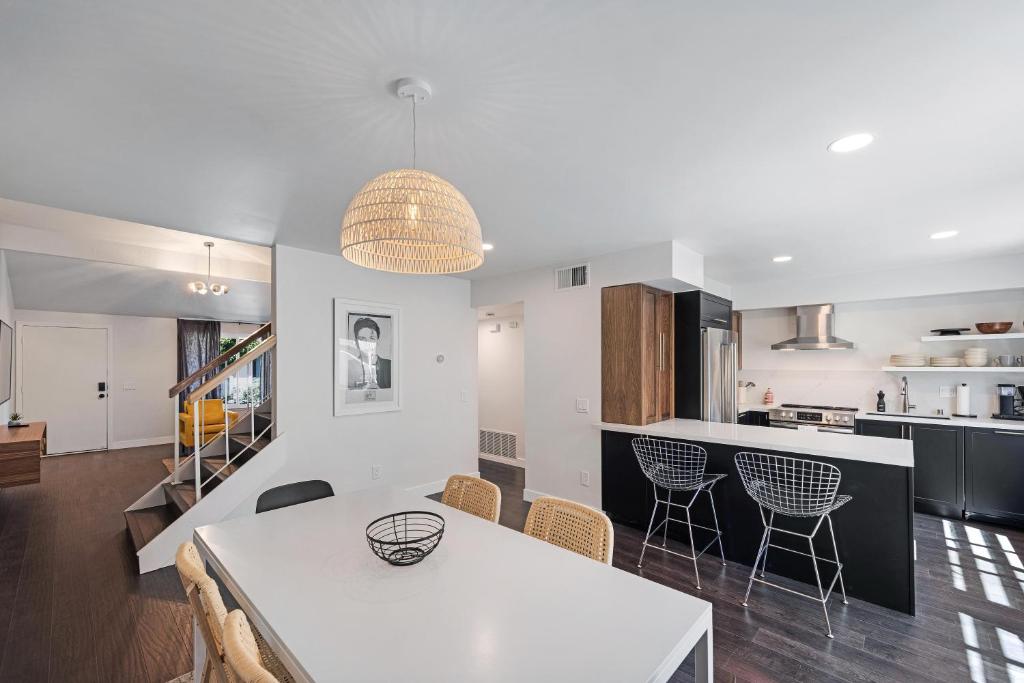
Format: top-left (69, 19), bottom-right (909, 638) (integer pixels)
top-left (734, 451), bottom-right (851, 638)
top-left (632, 436), bottom-right (727, 589)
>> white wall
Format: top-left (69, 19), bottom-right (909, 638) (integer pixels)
top-left (738, 288), bottom-right (1024, 416)
top-left (0, 251), bottom-right (15, 422)
top-left (270, 244), bottom-right (477, 495)
top-left (14, 309), bottom-right (177, 448)
top-left (472, 242), bottom-right (681, 508)
top-left (478, 312), bottom-right (525, 461)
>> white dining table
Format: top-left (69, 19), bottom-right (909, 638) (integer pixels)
top-left (194, 486), bottom-right (713, 682)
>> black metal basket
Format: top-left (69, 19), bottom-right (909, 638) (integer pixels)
top-left (366, 511), bottom-right (445, 566)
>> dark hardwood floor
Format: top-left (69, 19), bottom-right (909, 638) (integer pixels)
top-left (3, 450), bottom-right (1023, 682)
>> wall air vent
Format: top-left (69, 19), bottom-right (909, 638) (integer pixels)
top-left (479, 429), bottom-right (518, 460)
top-left (555, 263), bottom-right (590, 291)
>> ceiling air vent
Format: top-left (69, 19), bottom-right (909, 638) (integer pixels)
top-left (555, 263), bottom-right (590, 291)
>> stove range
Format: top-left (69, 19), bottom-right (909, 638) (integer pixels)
top-left (769, 403), bottom-right (859, 433)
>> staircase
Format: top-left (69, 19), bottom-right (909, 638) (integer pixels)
top-left (124, 324), bottom-right (282, 572)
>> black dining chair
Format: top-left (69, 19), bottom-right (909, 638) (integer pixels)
top-left (255, 479), bottom-right (335, 514)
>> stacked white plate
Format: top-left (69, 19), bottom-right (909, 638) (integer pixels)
top-left (890, 353), bottom-right (927, 367)
top-left (964, 347), bottom-right (989, 367)
top-left (930, 356), bottom-right (961, 367)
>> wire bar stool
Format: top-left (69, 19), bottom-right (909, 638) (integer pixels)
top-left (734, 451), bottom-right (851, 638)
top-left (632, 436), bottom-right (727, 589)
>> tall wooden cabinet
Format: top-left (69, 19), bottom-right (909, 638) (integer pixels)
top-left (602, 284), bottom-right (673, 425)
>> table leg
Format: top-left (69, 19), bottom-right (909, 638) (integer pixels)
top-left (193, 615), bottom-right (207, 681)
top-left (694, 625), bottom-right (713, 683)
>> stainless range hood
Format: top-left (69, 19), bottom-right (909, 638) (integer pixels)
top-left (771, 304), bottom-right (854, 351)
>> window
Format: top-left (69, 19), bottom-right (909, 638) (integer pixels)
top-left (220, 337), bottom-right (263, 406)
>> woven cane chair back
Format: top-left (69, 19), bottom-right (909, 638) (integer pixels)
top-left (223, 610), bottom-right (280, 683)
top-left (523, 496), bottom-right (614, 564)
top-left (441, 474), bottom-right (501, 523)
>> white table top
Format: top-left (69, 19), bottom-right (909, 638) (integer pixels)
top-left (195, 487), bottom-right (712, 683)
top-left (597, 418), bottom-right (914, 467)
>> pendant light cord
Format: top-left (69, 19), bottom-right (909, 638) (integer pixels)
top-left (207, 244), bottom-right (212, 284)
top-left (411, 96), bottom-right (417, 169)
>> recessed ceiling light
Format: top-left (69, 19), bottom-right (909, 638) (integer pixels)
top-left (772, 255), bottom-right (793, 263)
top-left (930, 230), bottom-right (958, 240)
top-left (827, 132), bottom-right (874, 153)
top-left (482, 243), bottom-right (494, 251)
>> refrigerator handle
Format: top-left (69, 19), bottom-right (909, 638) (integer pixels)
top-left (701, 328), bottom-right (710, 420)
top-left (726, 341), bottom-right (738, 422)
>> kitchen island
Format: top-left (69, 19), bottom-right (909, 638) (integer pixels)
top-left (599, 419), bottom-right (916, 614)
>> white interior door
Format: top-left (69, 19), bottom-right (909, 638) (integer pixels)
top-left (20, 325), bottom-right (109, 454)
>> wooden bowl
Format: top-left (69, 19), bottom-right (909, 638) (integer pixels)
top-left (975, 322), bottom-right (1012, 334)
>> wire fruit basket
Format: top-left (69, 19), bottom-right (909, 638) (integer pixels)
top-left (366, 511), bottom-right (445, 566)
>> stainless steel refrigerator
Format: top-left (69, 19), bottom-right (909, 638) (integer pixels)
top-left (700, 327), bottom-right (738, 423)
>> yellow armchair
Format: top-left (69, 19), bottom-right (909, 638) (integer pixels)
top-left (179, 399), bottom-right (241, 448)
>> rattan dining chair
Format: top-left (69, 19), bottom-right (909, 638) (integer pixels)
top-left (175, 542), bottom-right (294, 682)
top-left (523, 496), bottom-right (614, 564)
top-left (223, 610), bottom-right (281, 683)
top-left (441, 474), bottom-right (501, 522)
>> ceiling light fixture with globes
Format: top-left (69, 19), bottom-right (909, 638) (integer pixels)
top-left (827, 132), bottom-right (874, 153)
top-left (772, 255), bottom-right (793, 263)
top-left (340, 77), bottom-right (485, 275)
top-left (188, 241), bottom-right (229, 296)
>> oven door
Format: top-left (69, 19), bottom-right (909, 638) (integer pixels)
top-left (768, 420), bottom-right (800, 430)
top-left (817, 425), bottom-right (855, 435)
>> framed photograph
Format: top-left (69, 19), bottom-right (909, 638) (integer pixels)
top-left (334, 298), bottom-right (401, 416)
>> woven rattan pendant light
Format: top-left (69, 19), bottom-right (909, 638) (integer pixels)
top-left (341, 78), bottom-right (484, 274)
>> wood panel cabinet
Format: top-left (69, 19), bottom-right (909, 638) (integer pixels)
top-left (602, 284), bottom-right (673, 426)
top-left (0, 422), bottom-right (47, 487)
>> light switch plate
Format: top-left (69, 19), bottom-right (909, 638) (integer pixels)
top-left (576, 398), bottom-right (589, 413)
top-left (939, 385), bottom-right (954, 398)
top-left (580, 470), bottom-right (590, 487)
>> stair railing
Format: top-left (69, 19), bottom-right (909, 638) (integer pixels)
top-left (168, 322), bottom-right (273, 485)
top-left (184, 335), bottom-right (276, 501)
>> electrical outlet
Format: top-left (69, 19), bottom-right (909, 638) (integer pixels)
top-left (576, 398), bottom-right (589, 414)
top-left (371, 464), bottom-right (382, 480)
top-left (122, 383), bottom-right (136, 391)
top-left (939, 385), bottom-right (954, 398)
top-left (580, 470), bottom-right (590, 487)
top-left (460, 390), bottom-right (469, 403)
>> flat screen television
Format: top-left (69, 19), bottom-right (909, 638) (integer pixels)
top-left (0, 320), bottom-right (12, 406)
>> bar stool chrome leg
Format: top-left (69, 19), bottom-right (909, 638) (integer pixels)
top-left (630, 437), bottom-right (728, 590)
top-left (705, 487), bottom-right (727, 566)
top-left (734, 451), bottom-right (852, 638)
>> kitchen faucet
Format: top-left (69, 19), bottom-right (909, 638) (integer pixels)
top-left (900, 376), bottom-right (916, 413)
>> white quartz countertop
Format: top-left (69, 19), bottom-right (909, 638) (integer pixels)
top-left (596, 419), bottom-right (914, 467)
top-left (857, 412), bottom-right (1024, 432)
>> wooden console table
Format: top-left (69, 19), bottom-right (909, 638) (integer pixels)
top-left (0, 422), bottom-right (47, 487)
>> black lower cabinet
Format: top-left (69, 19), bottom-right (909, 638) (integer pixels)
top-left (738, 410), bottom-right (769, 427)
top-left (856, 419), bottom-right (965, 519)
top-left (601, 429), bottom-right (916, 614)
top-left (966, 427), bottom-right (1024, 527)
top-left (855, 418), bottom-right (907, 440)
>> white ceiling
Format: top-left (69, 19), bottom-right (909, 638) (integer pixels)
top-left (6, 251), bottom-right (271, 321)
top-left (1, 2), bottom-right (1022, 285)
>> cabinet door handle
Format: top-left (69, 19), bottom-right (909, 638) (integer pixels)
top-left (710, 317), bottom-right (729, 325)
top-left (659, 333), bottom-right (665, 371)
top-left (995, 430), bottom-right (1024, 436)
top-left (906, 424), bottom-right (912, 439)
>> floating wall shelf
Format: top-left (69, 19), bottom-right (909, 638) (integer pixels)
top-left (920, 332), bottom-right (1024, 342)
top-left (882, 366), bottom-right (1024, 373)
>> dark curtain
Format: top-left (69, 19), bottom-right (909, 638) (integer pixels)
top-left (177, 319), bottom-right (222, 409)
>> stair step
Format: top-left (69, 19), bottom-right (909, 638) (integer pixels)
top-left (201, 457), bottom-right (241, 482)
top-left (162, 481), bottom-right (198, 515)
top-left (253, 413), bottom-right (272, 434)
top-left (229, 434), bottom-right (271, 454)
top-left (124, 505), bottom-right (176, 553)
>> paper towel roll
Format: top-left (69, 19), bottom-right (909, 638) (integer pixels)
top-left (956, 383), bottom-right (971, 416)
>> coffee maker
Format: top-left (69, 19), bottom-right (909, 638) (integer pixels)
top-left (994, 384), bottom-right (1024, 421)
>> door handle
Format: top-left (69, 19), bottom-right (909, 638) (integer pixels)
top-left (659, 333), bottom-right (665, 371)
top-left (98, 394), bottom-right (106, 399)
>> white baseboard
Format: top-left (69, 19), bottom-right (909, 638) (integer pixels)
top-left (111, 435), bottom-right (175, 450)
top-left (405, 470), bottom-right (480, 496)
top-left (478, 452), bottom-right (526, 468)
